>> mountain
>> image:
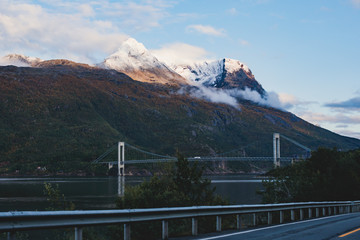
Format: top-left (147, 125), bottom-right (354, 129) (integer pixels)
top-left (0, 54), bottom-right (43, 67)
top-left (100, 38), bottom-right (187, 86)
top-left (172, 58), bottom-right (266, 96)
top-left (1, 61), bottom-right (360, 175)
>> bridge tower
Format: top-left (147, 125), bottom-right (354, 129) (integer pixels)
top-left (118, 142), bottom-right (125, 176)
top-left (273, 133), bottom-right (280, 168)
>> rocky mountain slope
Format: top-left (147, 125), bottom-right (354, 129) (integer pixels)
top-left (0, 61), bottom-right (360, 175)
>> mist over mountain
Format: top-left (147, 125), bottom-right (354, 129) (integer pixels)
top-left (97, 38), bottom-right (287, 110)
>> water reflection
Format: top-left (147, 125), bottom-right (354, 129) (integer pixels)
top-left (118, 176), bottom-right (125, 197)
top-left (0, 175), bottom-right (264, 211)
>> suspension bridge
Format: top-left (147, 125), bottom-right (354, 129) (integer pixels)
top-left (92, 133), bottom-right (311, 176)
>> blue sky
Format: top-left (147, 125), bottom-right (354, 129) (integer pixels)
top-left (1, 0), bottom-right (360, 139)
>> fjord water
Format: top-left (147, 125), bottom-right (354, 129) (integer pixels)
top-left (0, 175), bottom-right (264, 211)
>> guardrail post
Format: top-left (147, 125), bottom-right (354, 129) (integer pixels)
top-left (328, 207), bottom-right (332, 215)
top-left (192, 218), bottom-right (198, 236)
top-left (162, 220), bottom-right (168, 240)
top-left (280, 211), bottom-right (284, 224)
top-left (7, 232), bottom-right (15, 240)
top-left (300, 209), bottom-right (304, 220)
top-left (334, 206), bottom-right (337, 215)
top-left (216, 216), bottom-right (222, 231)
top-left (316, 208), bottom-right (319, 217)
top-left (308, 208), bottom-right (312, 218)
top-left (291, 210), bottom-right (295, 221)
top-left (322, 207), bottom-right (326, 216)
top-left (236, 214), bottom-right (242, 229)
top-left (75, 227), bottom-right (82, 240)
top-left (124, 223), bottom-right (131, 240)
top-left (268, 212), bottom-right (272, 225)
top-left (253, 213), bottom-right (256, 226)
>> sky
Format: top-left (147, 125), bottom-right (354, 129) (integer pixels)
top-left (0, 0), bottom-right (360, 139)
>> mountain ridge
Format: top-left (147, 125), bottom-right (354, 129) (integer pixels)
top-left (0, 38), bottom-right (267, 101)
top-left (0, 62), bottom-right (360, 175)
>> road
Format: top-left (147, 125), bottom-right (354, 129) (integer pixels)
top-left (192, 212), bottom-right (360, 240)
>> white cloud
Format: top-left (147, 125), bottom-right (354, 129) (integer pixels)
top-left (0, 1), bottom-right (129, 63)
top-left (335, 129), bottom-right (360, 139)
top-left (150, 42), bottom-right (213, 66)
top-left (299, 112), bottom-right (360, 125)
top-left (107, 1), bottom-right (171, 31)
top-left (186, 24), bottom-right (226, 37)
top-left (78, 4), bottom-right (95, 17)
top-left (0, 0), bottom-right (177, 63)
top-left (188, 86), bottom-right (239, 108)
top-left (228, 8), bottom-right (237, 15)
top-left (351, 0), bottom-right (360, 8)
top-left (293, 110), bottom-right (360, 139)
top-left (239, 39), bottom-right (250, 46)
top-left (182, 85), bottom-right (301, 111)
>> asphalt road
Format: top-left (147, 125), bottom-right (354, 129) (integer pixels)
top-left (192, 212), bottom-right (360, 240)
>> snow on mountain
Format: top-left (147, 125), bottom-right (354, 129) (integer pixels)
top-left (172, 59), bottom-right (224, 87)
top-left (172, 58), bottom-right (265, 96)
top-left (224, 58), bottom-right (251, 74)
top-left (0, 54), bottom-right (43, 67)
top-left (102, 38), bottom-right (166, 71)
top-left (100, 38), bottom-right (187, 85)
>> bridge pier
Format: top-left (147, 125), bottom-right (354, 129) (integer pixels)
top-left (118, 142), bottom-right (125, 176)
top-left (108, 163), bottom-right (113, 170)
top-left (273, 133), bottom-right (280, 168)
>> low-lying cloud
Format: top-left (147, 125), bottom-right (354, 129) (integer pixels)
top-left (182, 83), bottom-right (297, 111)
top-left (186, 85), bottom-right (239, 107)
top-left (325, 97), bottom-right (360, 110)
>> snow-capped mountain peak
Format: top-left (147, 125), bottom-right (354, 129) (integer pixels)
top-left (224, 58), bottom-right (251, 74)
top-left (120, 37), bottom-right (147, 56)
top-left (0, 54), bottom-right (43, 67)
top-left (172, 59), bottom-right (224, 87)
top-left (100, 38), bottom-right (187, 85)
top-left (172, 58), bottom-right (265, 96)
top-left (102, 38), bottom-right (166, 71)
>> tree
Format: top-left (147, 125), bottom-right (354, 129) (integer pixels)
top-left (43, 182), bottom-right (75, 210)
top-left (115, 154), bottom-right (227, 239)
top-left (261, 148), bottom-right (360, 203)
top-left (117, 154), bottom-right (225, 209)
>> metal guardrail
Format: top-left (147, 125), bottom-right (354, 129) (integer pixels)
top-left (1, 201), bottom-right (360, 240)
